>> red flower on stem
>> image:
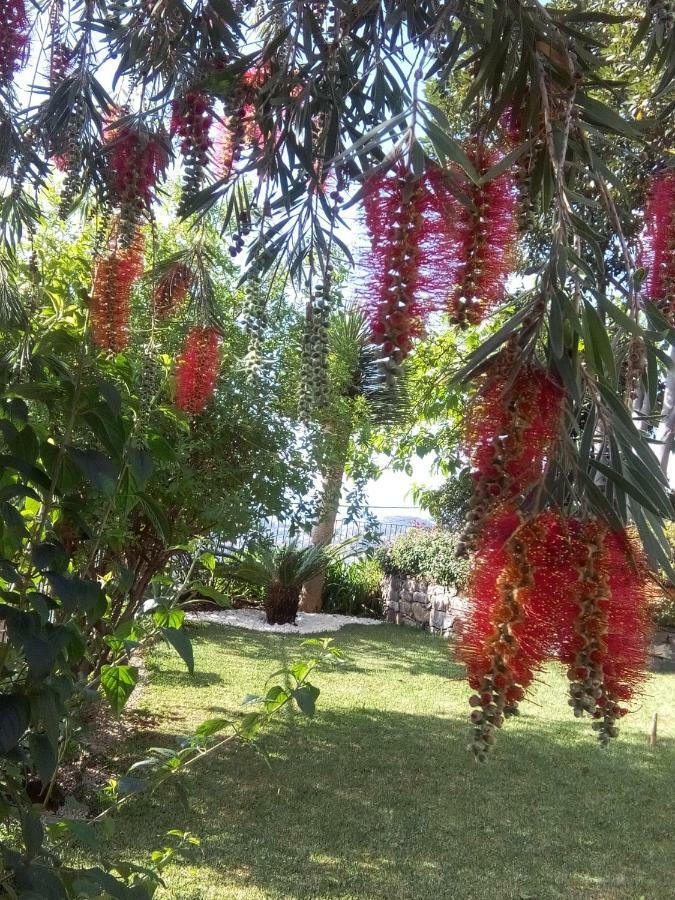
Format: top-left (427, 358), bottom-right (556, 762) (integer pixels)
top-left (90, 231), bottom-right (144, 352)
top-left (446, 142), bottom-right (518, 326)
top-left (362, 163), bottom-right (458, 380)
top-left (0, 0), bottom-right (29, 83)
top-left (175, 326), bottom-right (221, 414)
top-left (640, 169), bottom-right (675, 323)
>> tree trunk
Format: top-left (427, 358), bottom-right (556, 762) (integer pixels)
top-left (299, 455), bottom-right (346, 613)
top-left (264, 582), bottom-right (301, 625)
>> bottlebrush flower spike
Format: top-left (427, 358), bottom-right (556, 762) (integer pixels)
top-left (91, 231), bottom-right (144, 352)
top-left (362, 163), bottom-right (458, 385)
top-left (175, 326), bottom-right (221, 414)
top-left (171, 91), bottom-right (213, 210)
top-left (217, 64), bottom-right (269, 181)
top-left (459, 512), bottom-right (652, 759)
top-left (459, 513), bottom-right (552, 760)
top-left (640, 169), bottom-right (675, 323)
top-left (560, 525), bottom-right (653, 745)
top-left (0, 0), bottom-right (29, 83)
top-left (461, 358), bottom-right (564, 550)
top-left (152, 261), bottom-right (193, 318)
top-left (105, 120), bottom-right (169, 244)
top-left (447, 142), bottom-right (518, 326)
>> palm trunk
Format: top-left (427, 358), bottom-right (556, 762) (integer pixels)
top-left (265, 582), bottom-right (301, 625)
top-left (299, 455), bottom-right (346, 613)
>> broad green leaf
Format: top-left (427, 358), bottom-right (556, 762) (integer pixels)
top-left (161, 627), bottom-right (194, 675)
top-left (100, 665), bottom-right (138, 714)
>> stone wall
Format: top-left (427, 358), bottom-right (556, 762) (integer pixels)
top-left (381, 575), bottom-right (468, 637)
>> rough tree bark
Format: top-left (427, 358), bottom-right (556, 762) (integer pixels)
top-left (299, 454), bottom-right (346, 613)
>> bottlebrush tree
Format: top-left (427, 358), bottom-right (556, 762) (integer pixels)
top-left (1, 8), bottom-right (675, 886)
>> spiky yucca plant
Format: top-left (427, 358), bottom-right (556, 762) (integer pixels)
top-left (221, 541), bottom-right (351, 625)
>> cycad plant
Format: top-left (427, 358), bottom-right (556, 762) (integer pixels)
top-left (221, 541), bottom-right (351, 625)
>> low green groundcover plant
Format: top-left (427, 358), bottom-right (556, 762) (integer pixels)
top-left (376, 527), bottom-right (469, 588)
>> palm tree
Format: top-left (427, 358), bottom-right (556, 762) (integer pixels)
top-left (221, 541), bottom-right (350, 625)
top-left (300, 308), bottom-right (407, 612)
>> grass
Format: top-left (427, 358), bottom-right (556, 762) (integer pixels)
top-left (95, 623), bottom-right (675, 900)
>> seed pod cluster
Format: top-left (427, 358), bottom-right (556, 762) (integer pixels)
top-left (298, 279), bottom-right (331, 420)
top-left (362, 163), bottom-right (457, 387)
top-left (136, 343), bottom-right (163, 426)
top-left (90, 229), bottom-right (144, 352)
top-left (447, 141), bottom-right (518, 326)
top-left (56, 97), bottom-right (87, 216)
top-left (175, 326), bottom-right (221, 415)
top-left (0, 0), bottom-right (29, 84)
top-left (105, 121), bottom-right (169, 246)
top-left (640, 168), bottom-right (675, 324)
top-left (500, 103), bottom-right (541, 233)
top-left (170, 91), bottom-right (213, 213)
top-left (624, 335), bottom-right (647, 403)
top-left (152, 261), bottom-right (193, 318)
top-left (460, 353), bottom-right (564, 552)
top-left (241, 274), bottom-right (268, 382)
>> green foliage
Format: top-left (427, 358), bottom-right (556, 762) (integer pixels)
top-left (417, 474), bottom-right (474, 530)
top-left (376, 528), bottom-right (469, 588)
top-left (323, 557), bottom-right (384, 618)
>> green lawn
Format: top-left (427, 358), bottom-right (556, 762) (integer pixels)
top-left (99, 623), bottom-right (675, 900)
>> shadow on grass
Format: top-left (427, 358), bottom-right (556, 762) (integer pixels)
top-left (186, 621), bottom-right (464, 680)
top-left (103, 700), bottom-right (675, 900)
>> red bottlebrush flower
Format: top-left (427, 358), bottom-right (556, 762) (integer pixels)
top-left (447, 142), bottom-right (518, 326)
top-left (462, 360), bottom-right (564, 548)
top-left (0, 0), bottom-right (29, 82)
top-left (640, 169), bottom-right (675, 323)
top-left (152, 261), bottom-right (193, 318)
top-left (105, 121), bottom-right (169, 242)
top-left (560, 525), bottom-right (653, 743)
top-left (175, 326), bottom-right (220, 415)
top-left (361, 163), bottom-right (459, 382)
top-left (49, 40), bottom-right (72, 87)
top-left (171, 91), bottom-right (213, 204)
top-left (459, 511), bottom-right (652, 758)
top-left (90, 232), bottom-right (144, 352)
top-left (217, 65), bottom-right (270, 181)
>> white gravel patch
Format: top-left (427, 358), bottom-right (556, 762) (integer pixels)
top-left (187, 607), bottom-right (383, 634)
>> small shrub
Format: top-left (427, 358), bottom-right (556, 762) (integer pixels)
top-left (323, 557), bottom-right (384, 618)
top-left (652, 587), bottom-right (675, 628)
top-left (376, 527), bottom-right (468, 587)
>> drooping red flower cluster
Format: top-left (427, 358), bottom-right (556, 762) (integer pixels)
top-left (462, 355), bottom-right (564, 550)
top-left (175, 326), bottom-right (221, 414)
top-left (90, 231), bottom-right (144, 352)
top-left (362, 164), bottom-right (458, 380)
top-left (104, 120), bottom-right (169, 243)
top-left (218, 65), bottom-right (269, 181)
top-left (447, 143), bottom-right (519, 326)
top-left (170, 91), bottom-right (213, 204)
top-left (49, 40), bottom-right (72, 86)
top-left (0, 0), bottom-right (29, 82)
top-left (640, 169), bottom-right (675, 323)
top-left (459, 511), bottom-right (653, 759)
top-left (152, 261), bottom-right (193, 319)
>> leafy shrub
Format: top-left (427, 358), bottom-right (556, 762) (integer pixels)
top-left (323, 557), bottom-right (384, 618)
top-left (652, 589), bottom-right (675, 628)
top-left (376, 527), bottom-right (469, 588)
top-left (419, 473), bottom-right (473, 529)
